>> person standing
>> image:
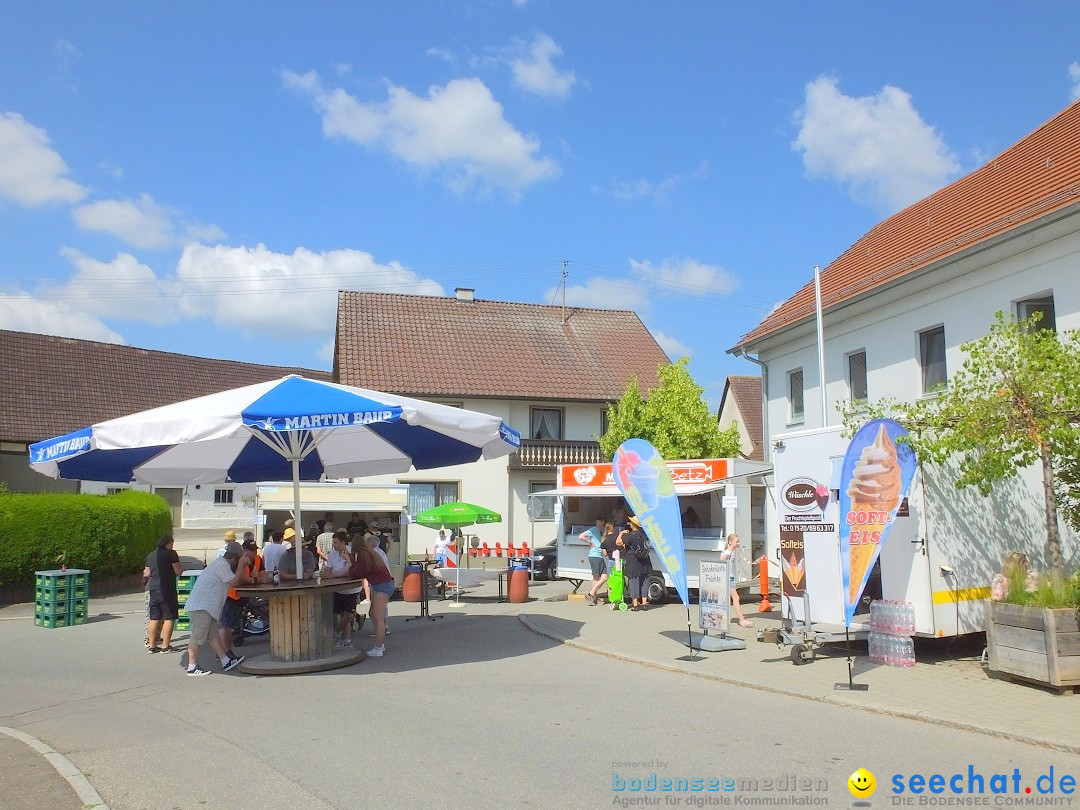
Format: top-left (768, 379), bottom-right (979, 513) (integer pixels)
top-left (621, 515), bottom-right (651, 611)
top-left (580, 515), bottom-right (608, 606)
top-left (600, 521), bottom-right (618, 573)
top-left (433, 530), bottom-right (451, 565)
top-left (215, 529), bottom-right (238, 558)
top-left (327, 531), bottom-right (361, 649)
top-left (720, 533), bottom-right (753, 628)
top-left (183, 542), bottom-right (246, 676)
top-left (262, 530), bottom-right (286, 574)
top-left (349, 536), bottom-right (394, 657)
top-left (218, 539), bottom-right (262, 654)
top-left (145, 535), bottom-right (183, 653)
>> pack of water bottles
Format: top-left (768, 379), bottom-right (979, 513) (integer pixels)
top-left (868, 600), bottom-right (916, 668)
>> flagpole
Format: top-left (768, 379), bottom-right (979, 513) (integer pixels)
top-left (814, 264), bottom-right (828, 427)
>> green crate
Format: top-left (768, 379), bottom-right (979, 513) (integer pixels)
top-left (35, 583), bottom-right (70, 602)
top-left (175, 618), bottom-right (190, 631)
top-left (70, 584), bottom-right (89, 600)
top-left (68, 605), bottom-right (87, 623)
top-left (35, 600), bottom-right (69, 618)
top-left (177, 607), bottom-right (189, 619)
top-left (34, 614), bottom-right (69, 629)
top-left (177, 573), bottom-right (200, 590)
top-left (69, 596), bottom-right (88, 612)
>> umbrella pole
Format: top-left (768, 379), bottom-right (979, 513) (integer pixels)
top-left (292, 456), bottom-right (303, 577)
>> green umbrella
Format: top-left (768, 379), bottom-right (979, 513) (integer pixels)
top-left (413, 502), bottom-right (503, 605)
top-left (413, 501), bottom-right (502, 530)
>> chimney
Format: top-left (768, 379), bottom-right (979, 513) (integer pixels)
top-left (454, 288), bottom-right (475, 302)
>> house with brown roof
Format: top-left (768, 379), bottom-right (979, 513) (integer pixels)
top-left (729, 99), bottom-right (1080, 571)
top-left (334, 288), bottom-right (670, 551)
top-left (0, 328), bottom-right (330, 528)
top-left (717, 375), bottom-right (764, 462)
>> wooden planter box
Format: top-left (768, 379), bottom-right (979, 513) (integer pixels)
top-left (986, 601), bottom-right (1080, 694)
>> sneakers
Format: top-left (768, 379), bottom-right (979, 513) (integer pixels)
top-left (334, 638), bottom-right (353, 649)
top-left (148, 646), bottom-right (160, 654)
top-left (222, 654), bottom-right (245, 672)
top-left (367, 645), bottom-right (385, 657)
top-left (187, 666), bottom-right (212, 677)
top-left (585, 593), bottom-right (597, 606)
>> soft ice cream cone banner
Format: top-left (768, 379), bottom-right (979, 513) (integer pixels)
top-left (839, 419), bottom-right (917, 626)
top-left (613, 439), bottom-right (689, 606)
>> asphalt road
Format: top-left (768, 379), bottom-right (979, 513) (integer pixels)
top-left (1, 593), bottom-right (1078, 809)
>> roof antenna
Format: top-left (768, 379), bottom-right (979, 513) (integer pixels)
top-left (561, 259), bottom-right (568, 323)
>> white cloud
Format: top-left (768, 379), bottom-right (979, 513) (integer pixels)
top-left (72, 193), bottom-right (225, 249)
top-left (1069, 62), bottom-right (1080, 102)
top-left (545, 257), bottom-right (738, 315)
top-left (651, 329), bottom-right (691, 361)
top-left (0, 112), bottom-right (88, 207)
top-left (47, 248), bottom-right (177, 323)
top-left (317, 338), bottom-right (336, 364)
top-left (548, 276), bottom-right (650, 311)
top-left (0, 290), bottom-right (124, 343)
top-left (507, 34), bottom-right (577, 100)
top-left (73, 193), bottom-right (174, 248)
top-left (629, 257), bottom-right (739, 296)
top-left (595, 161), bottom-right (710, 204)
top-left (793, 76), bottom-right (960, 212)
top-left (282, 70), bottom-right (559, 195)
top-left (173, 243), bottom-right (445, 335)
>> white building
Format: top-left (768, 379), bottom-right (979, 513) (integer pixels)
top-left (334, 288), bottom-right (670, 555)
top-left (730, 99), bottom-right (1080, 575)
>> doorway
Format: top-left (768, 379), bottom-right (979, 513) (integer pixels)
top-left (154, 487), bottom-right (184, 527)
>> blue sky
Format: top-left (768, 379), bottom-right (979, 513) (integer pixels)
top-left (2, 3), bottom-right (1078, 408)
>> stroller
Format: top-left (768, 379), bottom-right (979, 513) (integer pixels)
top-left (233, 597), bottom-right (269, 646)
top-left (607, 553), bottom-right (628, 611)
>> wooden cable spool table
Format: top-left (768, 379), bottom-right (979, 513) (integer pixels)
top-left (234, 576), bottom-right (366, 675)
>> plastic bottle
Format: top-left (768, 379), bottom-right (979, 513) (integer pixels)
top-left (272, 567), bottom-right (280, 585)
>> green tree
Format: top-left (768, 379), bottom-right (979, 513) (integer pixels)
top-left (599, 357), bottom-right (742, 460)
top-left (840, 311), bottom-right (1080, 578)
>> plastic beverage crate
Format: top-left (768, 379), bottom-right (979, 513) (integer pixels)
top-left (35, 600), bottom-right (68, 618)
top-left (34, 614), bottom-right (69, 628)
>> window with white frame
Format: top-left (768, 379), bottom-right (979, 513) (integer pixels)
top-left (214, 487), bottom-right (234, 505)
top-left (847, 350), bottom-right (867, 403)
top-left (530, 407), bottom-right (563, 440)
top-left (919, 326), bottom-right (947, 393)
top-left (106, 486), bottom-right (129, 495)
top-left (528, 482), bottom-right (556, 521)
top-left (600, 407), bottom-right (610, 438)
top-left (787, 369), bottom-right (804, 423)
top-left (407, 481), bottom-right (459, 516)
top-left (1017, 294), bottom-right (1056, 332)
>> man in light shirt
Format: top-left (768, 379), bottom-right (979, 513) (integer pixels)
top-left (184, 542), bottom-right (246, 676)
top-left (262, 530), bottom-right (286, 573)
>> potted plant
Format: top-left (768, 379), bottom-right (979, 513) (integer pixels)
top-left (986, 560), bottom-right (1080, 694)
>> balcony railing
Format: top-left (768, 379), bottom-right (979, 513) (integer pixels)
top-left (510, 439), bottom-right (603, 470)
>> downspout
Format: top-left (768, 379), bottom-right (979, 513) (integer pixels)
top-left (734, 348), bottom-right (769, 464)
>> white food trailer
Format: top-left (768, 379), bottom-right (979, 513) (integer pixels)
top-left (769, 425), bottom-right (1045, 641)
top-left (255, 481), bottom-right (410, 586)
top-left (540, 458), bottom-right (771, 603)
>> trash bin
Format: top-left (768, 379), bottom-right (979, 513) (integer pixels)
top-left (508, 563), bottom-right (529, 603)
top-left (402, 564), bottom-right (423, 603)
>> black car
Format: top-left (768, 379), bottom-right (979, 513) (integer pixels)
top-left (529, 541), bottom-right (558, 580)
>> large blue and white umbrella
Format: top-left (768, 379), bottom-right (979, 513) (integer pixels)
top-left (29, 375), bottom-right (521, 574)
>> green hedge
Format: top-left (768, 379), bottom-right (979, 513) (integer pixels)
top-left (0, 490), bottom-right (172, 587)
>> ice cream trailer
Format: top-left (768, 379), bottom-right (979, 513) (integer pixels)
top-left (768, 425), bottom-right (1048, 644)
top-left (543, 457), bottom-right (772, 602)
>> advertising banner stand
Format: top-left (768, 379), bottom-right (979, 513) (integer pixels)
top-left (687, 557), bottom-right (746, 653)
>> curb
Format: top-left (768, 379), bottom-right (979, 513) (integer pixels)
top-left (0, 726), bottom-right (110, 809)
top-left (517, 613), bottom-right (1080, 756)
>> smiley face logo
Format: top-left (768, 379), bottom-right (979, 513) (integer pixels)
top-left (848, 768), bottom-right (876, 798)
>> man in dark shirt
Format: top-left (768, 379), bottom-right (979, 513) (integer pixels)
top-left (145, 535), bottom-right (183, 653)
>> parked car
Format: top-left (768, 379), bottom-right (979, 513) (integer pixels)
top-left (529, 542), bottom-right (558, 580)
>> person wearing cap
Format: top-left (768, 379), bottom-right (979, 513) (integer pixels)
top-left (262, 530), bottom-right (286, 574)
top-left (278, 535), bottom-right (316, 582)
top-left (183, 542), bottom-right (247, 676)
top-left (218, 539), bottom-right (263, 653)
top-left (620, 515), bottom-right (652, 611)
top-left (579, 515), bottom-right (608, 606)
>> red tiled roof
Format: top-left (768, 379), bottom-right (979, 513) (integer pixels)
top-left (1, 329), bottom-right (330, 443)
top-left (335, 292), bottom-right (669, 400)
top-left (736, 100), bottom-right (1080, 349)
top-left (719, 375), bottom-right (763, 461)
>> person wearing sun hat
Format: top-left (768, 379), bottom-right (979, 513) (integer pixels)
top-left (215, 529), bottom-right (239, 559)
